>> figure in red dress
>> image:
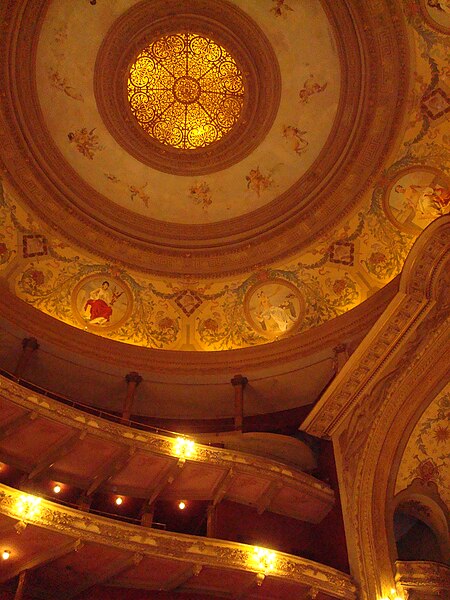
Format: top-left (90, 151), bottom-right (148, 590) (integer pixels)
top-left (84, 281), bottom-right (113, 325)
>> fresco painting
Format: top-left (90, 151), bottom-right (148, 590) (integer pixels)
top-left (422, 0), bottom-right (450, 31)
top-left (384, 168), bottom-right (450, 234)
top-left (67, 127), bottom-right (104, 160)
top-left (270, 0), bottom-right (294, 18)
top-left (4, 6), bottom-right (450, 351)
top-left (72, 275), bottom-right (133, 330)
top-left (396, 386), bottom-right (450, 508)
top-left (244, 280), bottom-right (304, 339)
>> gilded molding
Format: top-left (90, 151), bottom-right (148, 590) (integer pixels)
top-left (302, 219), bottom-right (450, 438)
top-left (0, 483), bottom-right (356, 598)
top-left (300, 219), bottom-right (450, 599)
top-left (395, 560), bottom-right (450, 597)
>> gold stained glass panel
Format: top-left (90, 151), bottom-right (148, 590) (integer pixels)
top-left (127, 33), bottom-right (245, 149)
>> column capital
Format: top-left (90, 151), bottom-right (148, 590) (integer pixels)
top-left (22, 337), bottom-right (39, 351)
top-left (125, 371), bottom-right (142, 385)
top-left (231, 374), bottom-right (248, 387)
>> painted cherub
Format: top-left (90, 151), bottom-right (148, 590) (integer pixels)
top-left (283, 125), bottom-right (309, 156)
top-left (299, 74), bottom-right (328, 104)
top-left (189, 182), bottom-right (212, 211)
top-left (67, 127), bottom-right (103, 160)
top-left (270, 0), bottom-right (294, 17)
top-left (129, 183), bottom-right (150, 208)
top-left (246, 167), bottom-right (273, 197)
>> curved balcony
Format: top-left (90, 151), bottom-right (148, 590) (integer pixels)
top-left (0, 484), bottom-right (356, 599)
top-left (0, 376), bottom-right (333, 525)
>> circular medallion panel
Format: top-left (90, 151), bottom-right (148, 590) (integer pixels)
top-left (420, 0), bottom-right (450, 33)
top-left (72, 274), bottom-right (133, 332)
top-left (384, 167), bottom-right (450, 235)
top-left (244, 279), bottom-right (305, 340)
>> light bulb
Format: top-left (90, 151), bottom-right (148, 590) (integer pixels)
top-left (178, 501), bottom-right (186, 510)
top-left (115, 496), bottom-right (123, 506)
top-left (53, 484), bottom-right (61, 494)
top-left (2, 550), bottom-right (10, 560)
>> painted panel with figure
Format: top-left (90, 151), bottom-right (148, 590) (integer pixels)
top-left (384, 167), bottom-right (450, 235)
top-left (72, 275), bottom-right (133, 331)
top-left (244, 280), bottom-right (304, 339)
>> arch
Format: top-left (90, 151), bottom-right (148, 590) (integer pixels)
top-left (301, 216), bottom-right (450, 598)
top-left (393, 488), bottom-right (449, 564)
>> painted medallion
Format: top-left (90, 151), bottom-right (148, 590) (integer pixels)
top-left (384, 167), bottom-right (450, 235)
top-left (244, 279), bottom-right (304, 339)
top-left (421, 0), bottom-right (450, 33)
top-left (72, 274), bottom-right (133, 331)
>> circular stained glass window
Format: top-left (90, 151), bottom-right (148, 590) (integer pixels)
top-left (127, 33), bottom-right (245, 150)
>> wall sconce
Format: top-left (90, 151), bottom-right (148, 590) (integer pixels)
top-left (53, 484), bottom-right (61, 494)
top-left (115, 496), bottom-right (123, 506)
top-left (15, 494), bottom-right (42, 520)
top-left (2, 550), bottom-right (10, 560)
top-left (173, 437), bottom-right (195, 459)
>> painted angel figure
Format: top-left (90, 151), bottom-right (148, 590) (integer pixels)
top-left (270, 0), bottom-right (294, 17)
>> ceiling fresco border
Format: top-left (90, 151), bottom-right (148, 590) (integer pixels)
top-left (0, 0), bottom-right (410, 277)
top-left (0, 278), bottom-right (397, 375)
top-left (94, 0), bottom-right (282, 177)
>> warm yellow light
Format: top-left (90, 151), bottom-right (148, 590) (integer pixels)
top-left (15, 494), bottom-right (42, 519)
top-left (2, 550), bottom-right (10, 560)
top-left (174, 437), bottom-right (195, 458)
top-left (53, 484), bottom-right (61, 494)
top-left (178, 501), bottom-right (186, 510)
top-left (115, 496), bottom-right (123, 506)
top-left (127, 32), bottom-right (244, 149)
top-left (252, 546), bottom-right (276, 573)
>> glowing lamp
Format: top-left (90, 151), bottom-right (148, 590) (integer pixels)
top-left (15, 494), bottom-right (42, 519)
top-left (115, 496), bottom-right (123, 506)
top-left (2, 550), bottom-right (10, 560)
top-left (253, 546), bottom-right (276, 573)
top-left (173, 437), bottom-right (195, 458)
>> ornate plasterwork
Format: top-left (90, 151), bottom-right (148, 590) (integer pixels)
top-left (0, 484), bottom-right (356, 599)
top-left (395, 560), bottom-right (450, 598)
top-left (395, 384), bottom-right (450, 509)
top-left (301, 218), bottom-right (450, 438)
top-left (301, 218), bottom-right (450, 599)
top-left (0, 0), bottom-right (448, 353)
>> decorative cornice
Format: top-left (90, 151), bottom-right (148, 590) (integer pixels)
top-left (0, 484), bottom-right (356, 598)
top-left (301, 218), bottom-right (450, 438)
top-left (0, 278), bottom-right (397, 374)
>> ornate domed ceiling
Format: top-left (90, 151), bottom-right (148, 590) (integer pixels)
top-left (0, 0), bottom-right (449, 352)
